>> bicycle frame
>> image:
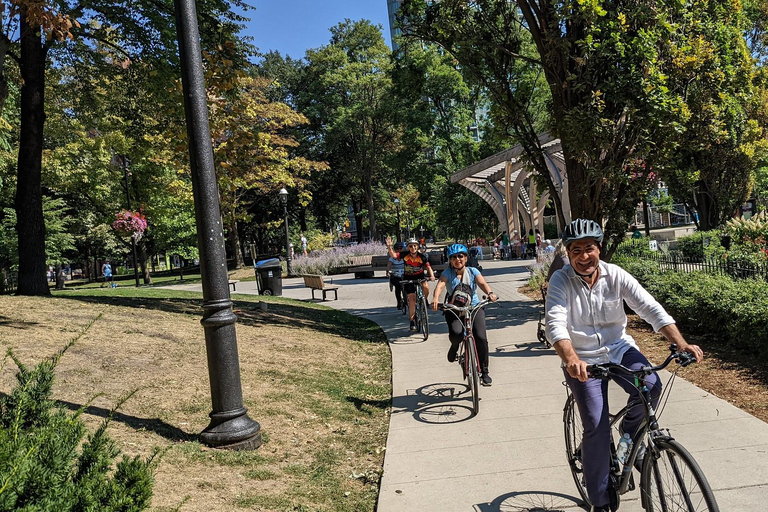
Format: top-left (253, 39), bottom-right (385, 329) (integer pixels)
top-left (443, 299), bottom-right (492, 374)
top-left (585, 349), bottom-right (696, 496)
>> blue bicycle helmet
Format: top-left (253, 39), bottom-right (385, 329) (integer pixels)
top-left (561, 219), bottom-right (604, 247)
top-left (446, 243), bottom-right (468, 257)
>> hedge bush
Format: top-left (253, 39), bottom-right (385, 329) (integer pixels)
top-left (0, 324), bottom-right (157, 512)
top-left (615, 258), bottom-right (768, 358)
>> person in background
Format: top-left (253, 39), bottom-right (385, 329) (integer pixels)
top-left (101, 260), bottom-right (114, 288)
top-left (387, 242), bottom-right (406, 310)
top-left (631, 225), bottom-right (643, 239)
top-left (300, 233), bottom-right (308, 256)
top-left (512, 230), bottom-right (522, 259)
top-left (502, 230), bottom-right (510, 260)
top-left (527, 229), bottom-right (537, 259)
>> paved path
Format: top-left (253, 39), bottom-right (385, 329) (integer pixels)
top-left (163, 259), bottom-right (768, 511)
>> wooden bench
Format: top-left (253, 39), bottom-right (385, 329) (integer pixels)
top-left (427, 251), bottom-right (449, 276)
top-left (302, 274), bottom-right (340, 300)
top-left (228, 280), bottom-right (240, 292)
top-left (349, 254), bottom-right (390, 279)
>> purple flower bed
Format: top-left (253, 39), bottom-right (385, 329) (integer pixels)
top-left (292, 241), bottom-right (387, 276)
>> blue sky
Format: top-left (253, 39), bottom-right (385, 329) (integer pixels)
top-left (239, 1), bottom-right (392, 60)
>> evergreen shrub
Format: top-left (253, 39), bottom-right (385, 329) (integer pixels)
top-left (615, 259), bottom-right (768, 358)
top-left (0, 323), bottom-right (157, 512)
top-left (675, 230), bottom-right (724, 260)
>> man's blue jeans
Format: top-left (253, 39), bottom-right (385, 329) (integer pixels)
top-left (563, 347), bottom-right (662, 508)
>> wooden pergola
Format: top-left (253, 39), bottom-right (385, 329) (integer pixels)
top-left (450, 133), bottom-right (571, 236)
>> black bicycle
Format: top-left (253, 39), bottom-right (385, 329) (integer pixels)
top-left (563, 344), bottom-right (719, 511)
top-left (536, 284), bottom-right (551, 348)
top-left (400, 278), bottom-right (430, 341)
top-left (441, 297), bottom-right (495, 416)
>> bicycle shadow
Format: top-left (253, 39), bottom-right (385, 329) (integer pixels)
top-left (391, 382), bottom-right (476, 424)
top-left (475, 490), bottom-right (585, 511)
top-left (492, 341), bottom-right (555, 358)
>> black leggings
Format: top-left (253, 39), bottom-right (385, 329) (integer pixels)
top-left (389, 275), bottom-right (402, 305)
top-left (445, 307), bottom-right (489, 370)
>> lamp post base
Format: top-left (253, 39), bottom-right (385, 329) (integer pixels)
top-left (200, 407), bottom-right (262, 450)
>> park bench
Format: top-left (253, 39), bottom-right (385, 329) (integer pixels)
top-left (228, 280), bottom-right (240, 292)
top-left (427, 251), bottom-right (448, 276)
top-left (302, 274), bottom-right (340, 300)
top-left (349, 254), bottom-right (390, 279)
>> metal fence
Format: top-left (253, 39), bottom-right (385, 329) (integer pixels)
top-left (1, 271), bottom-right (17, 294)
top-left (628, 250), bottom-right (768, 281)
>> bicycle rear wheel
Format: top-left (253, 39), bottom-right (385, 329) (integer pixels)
top-left (564, 393), bottom-right (591, 507)
top-left (420, 295), bottom-right (429, 341)
top-left (466, 336), bottom-right (480, 415)
top-left (641, 437), bottom-right (719, 512)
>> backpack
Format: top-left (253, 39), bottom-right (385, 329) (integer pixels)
top-left (449, 268), bottom-right (475, 307)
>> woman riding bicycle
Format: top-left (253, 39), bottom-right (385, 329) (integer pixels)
top-left (545, 219), bottom-right (703, 512)
top-left (431, 243), bottom-right (498, 386)
top-left (386, 236), bottom-right (435, 331)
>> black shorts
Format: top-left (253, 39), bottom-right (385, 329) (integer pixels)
top-left (402, 277), bottom-right (424, 295)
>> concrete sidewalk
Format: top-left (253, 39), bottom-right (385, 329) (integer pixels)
top-left (163, 259), bottom-right (768, 511)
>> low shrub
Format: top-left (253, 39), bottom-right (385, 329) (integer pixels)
top-left (675, 230), bottom-right (725, 260)
top-left (615, 258), bottom-right (768, 359)
top-left (291, 241), bottom-right (387, 276)
top-left (0, 320), bottom-right (157, 511)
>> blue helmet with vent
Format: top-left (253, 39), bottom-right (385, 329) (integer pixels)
top-left (446, 243), bottom-right (468, 257)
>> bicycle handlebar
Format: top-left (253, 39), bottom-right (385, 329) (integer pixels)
top-left (400, 278), bottom-right (428, 285)
top-left (438, 297), bottom-right (496, 315)
top-left (587, 344), bottom-right (696, 380)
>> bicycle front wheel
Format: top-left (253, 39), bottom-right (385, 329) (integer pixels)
top-left (641, 437), bottom-right (719, 512)
top-left (420, 296), bottom-right (429, 341)
top-left (466, 336), bottom-right (480, 415)
top-left (563, 393), bottom-right (591, 507)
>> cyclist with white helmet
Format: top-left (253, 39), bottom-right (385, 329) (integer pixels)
top-left (545, 219), bottom-right (703, 512)
top-left (386, 236), bottom-right (435, 331)
top-left (431, 243), bottom-right (498, 386)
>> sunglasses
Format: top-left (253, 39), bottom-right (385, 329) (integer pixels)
top-left (449, 254), bottom-right (467, 260)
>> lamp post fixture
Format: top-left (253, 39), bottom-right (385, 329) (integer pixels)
top-left (279, 188), bottom-right (292, 277)
top-left (394, 198), bottom-right (401, 243)
top-left (120, 156), bottom-right (141, 288)
top-left (174, 0), bottom-right (261, 449)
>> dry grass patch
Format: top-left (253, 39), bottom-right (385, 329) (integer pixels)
top-left (0, 291), bottom-right (391, 511)
top-left (519, 284), bottom-right (768, 424)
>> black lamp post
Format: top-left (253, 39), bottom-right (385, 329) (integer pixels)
top-left (119, 156), bottom-right (141, 288)
top-left (175, 0), bottom-right (261, 449)
top-left (394, 198), bottom-right (401, 242)
top-left (279, 188), bottom-right (292, 277)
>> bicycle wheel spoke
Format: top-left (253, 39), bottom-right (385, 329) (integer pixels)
top-left (643, 439), bottom-right (719, 512)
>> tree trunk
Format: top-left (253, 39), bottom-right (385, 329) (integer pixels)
top-left (55, 263), bottom-right (66, 290)
top-left (363, 173), bottom-right (377, 240)
top-left (226, 213), bottom-right (245, 268)
top-left (139, 242), bottom-right (152, 284)
top-left (15, 15), bottom-right (50, 296)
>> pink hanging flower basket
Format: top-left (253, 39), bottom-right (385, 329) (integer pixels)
top-left (113, 209), bottom-right (148, 241)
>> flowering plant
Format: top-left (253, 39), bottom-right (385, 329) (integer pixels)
top-left (113, 210), bottom-right (148, 241)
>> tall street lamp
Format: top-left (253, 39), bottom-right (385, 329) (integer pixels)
top-left (120, 156), bottom-right (141, 287)
top-left (394, 198), bottom-right (401, 242)
top-left (175, 0), bottom-right (261, 449)
top-left (279, 188), bottom-right (292, 277)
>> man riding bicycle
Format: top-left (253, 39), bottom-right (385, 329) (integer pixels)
top-left (545, 219), bottom-right (703, 512)
top-left (431, 243), bottom-right (498, 386)
top-left (386, 236), bottom-right (435, 331)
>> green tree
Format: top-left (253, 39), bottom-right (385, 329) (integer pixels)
top-left (1, 0), bottom-right (252, 295)
top-left (299, 20), bottom-right (402, 241)
top-left (400, 0), bottom-right (760, 251)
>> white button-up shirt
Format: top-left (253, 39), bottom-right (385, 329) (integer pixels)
top-left (545, 261), bottom-right (675, 364)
